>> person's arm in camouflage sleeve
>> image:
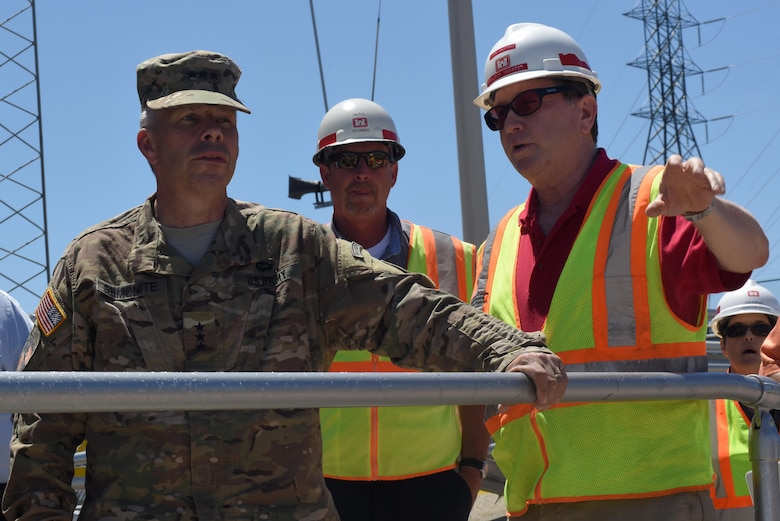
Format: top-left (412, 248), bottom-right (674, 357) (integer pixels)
top-left (3, 259), bottom-right (87, 521)
top-left (318, 236), bottom-right (567, 410)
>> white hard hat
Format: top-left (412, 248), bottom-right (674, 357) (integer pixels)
top-left (312, 98), bottom-right (405, 166)
top-left (710, 279), bottom-right (780, 337)
top-left (473, 22), bottom-right (602, 110)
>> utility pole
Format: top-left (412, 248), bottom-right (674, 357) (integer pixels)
top-left (447, 0), bottom-right (489, 244)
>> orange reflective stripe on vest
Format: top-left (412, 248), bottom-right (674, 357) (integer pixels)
top-left (709, 399), bottom-right (754, 515)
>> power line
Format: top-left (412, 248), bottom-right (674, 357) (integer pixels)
top-left (308, 0), bottom-right (328, 112)
top-left (308, 0), bottom-right (384, 110)
top-left (370, 0), bottom-right (381, 101)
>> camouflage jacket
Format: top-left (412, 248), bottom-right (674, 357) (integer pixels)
top-left (4, 197), bottom-right (548, 521)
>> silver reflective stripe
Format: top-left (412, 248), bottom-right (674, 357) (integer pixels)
top-left (472, 222), bottom-right (502, 310)
top-left (604, 166), bottom-right (654, 347)
top-left (430, 229), bottom-right (460, 297)
top-left (401, 221), bottom-right (463, 297)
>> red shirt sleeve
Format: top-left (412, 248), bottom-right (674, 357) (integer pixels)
top-left (660, 215), bottom-right (750, 326)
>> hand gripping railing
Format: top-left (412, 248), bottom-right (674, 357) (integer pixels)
top-left (1, 371), bottom-right (779, 520)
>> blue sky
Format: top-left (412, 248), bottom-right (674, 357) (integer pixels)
top-left (4, 0), bottom-right (780, 313)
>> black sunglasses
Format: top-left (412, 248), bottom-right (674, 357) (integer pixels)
top-left (484, 85), bottom-right (576, 131)
top-left (328, 151), bottom-right (393, 170)
top-left (723, 322), bottom-right (773, 338)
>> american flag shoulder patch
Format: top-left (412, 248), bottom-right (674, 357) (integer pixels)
top-left (36, 287), bottom-right (66, 337)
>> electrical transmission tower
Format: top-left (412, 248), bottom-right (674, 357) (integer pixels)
top-left (625, 0), bottom-right (705, 164)
top-left (0, 0), bottom-right (49, 311)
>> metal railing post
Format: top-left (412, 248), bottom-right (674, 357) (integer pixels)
top-left (750, 409), bottom-right (780, 521)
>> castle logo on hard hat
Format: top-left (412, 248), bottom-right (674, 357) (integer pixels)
top-left (748, 290), bottom-right (760, 297)
top-left (496, 56), bottom-right (511, 72)
top-left (352, 117), bottom-right (368, 129)
top-left (489, 43), bottom-right (527, 87)
top-left (489, 59), bottom-right (528, 88)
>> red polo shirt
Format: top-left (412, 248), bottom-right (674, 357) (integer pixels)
top-left (515, 149), bottom-right (749, 331)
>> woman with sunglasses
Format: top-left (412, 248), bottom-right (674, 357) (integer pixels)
top-left (708, 279), bottom-right (780, 521)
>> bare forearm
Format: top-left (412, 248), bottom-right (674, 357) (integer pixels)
top-left (457, 405), bottom-right (490, 461)
top-left (691, 198), bottom-right (768, 273)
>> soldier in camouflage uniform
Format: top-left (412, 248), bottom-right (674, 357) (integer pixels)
top-left (2, 50), bottom-right (566, 521)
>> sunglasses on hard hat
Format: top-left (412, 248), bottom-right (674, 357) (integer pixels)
top-left (723, 322), bottom-right (773, 338)
top-left (484, 85), bottom-right (576, 131)
top-left (328, 151), bottom-right (393, 170)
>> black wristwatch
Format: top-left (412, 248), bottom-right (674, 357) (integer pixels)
top-left (458, 457), bottom-right (487, 478)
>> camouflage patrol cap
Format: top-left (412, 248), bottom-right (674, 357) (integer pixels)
top-left (136, 50), bottom-right (250, 114)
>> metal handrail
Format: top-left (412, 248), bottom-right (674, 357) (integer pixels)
top-left (2, 371), bottom-right (778, 520)
top-left (2, 371), bottom-right (780, 411)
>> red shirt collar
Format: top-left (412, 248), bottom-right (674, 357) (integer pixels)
top-left (519, 149), bottom-right (618, 230)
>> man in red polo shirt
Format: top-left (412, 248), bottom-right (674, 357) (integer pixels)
top-left (471, 22), bottom-right (768, 521)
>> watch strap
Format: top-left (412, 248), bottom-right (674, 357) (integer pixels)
top-left (683, 199), bottom-right (716, 222)
top-left (458, 457), bottom-right (487, 478)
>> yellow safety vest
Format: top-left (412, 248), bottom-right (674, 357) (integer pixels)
top-left (709, 398), bottom-right (754, 521)
top-left (475, 163), bottom-right (711, 515)
top-left (321, 220), bottom-right (476, 479)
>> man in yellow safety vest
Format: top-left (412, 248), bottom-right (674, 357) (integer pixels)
top-left (471, 22), bottom-right (768, 520)
top-left (314, 98), bottom-right (487, 521)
